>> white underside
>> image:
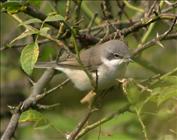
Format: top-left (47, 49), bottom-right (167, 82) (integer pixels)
top-left (55, 58), bottom-right (128, 91)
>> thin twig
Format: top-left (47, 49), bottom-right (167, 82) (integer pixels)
top-left (73, 0), bottom-right (83, 23)
top-left (102, 13), bottom-right (176, 42)
top-left (81, 1), bottom-right (101, 25)
top-left (87, 13), bottom-right (98, 34)
top-left (9, 13), bottom-right (69, 51)
top-left (161, 1), bottom-right (177, 13)
top-left (24, 5), bottom-right (59, 28)
top-left (36, 78), bottom-right (70, 100)
top-left (0, 39), bottom-right (50, 51)
top-left (163, 16), bottom-right (177, 37)
top-left (57, 0), bottom-right (71, 38)
top-left (150, 67), bottom-right (177, 85)
top-left (135, 109), bottom-right (149, 140)
top-left (116, 0), bottom-right (139, 41)
top-left (67, 109), bottom-right (93, 140)
top-left (35, 103), bottom-right (60, 110)
top-left (123, 0), bottom-right (144, 13)
top-left (141, 0), bottom-right (165, 45)
top-left (75, 104), bottom-right (130, 140)
top-left (4, 2), bottom-right (176, 42)
top-left (146, 0), bottom-right (158, 17)
top-left (100, 0), bottom-right (113, 19)
top-left (133, 32), bottom-right (177, 56)
top-left (137, 1), bottom-right (165, 49)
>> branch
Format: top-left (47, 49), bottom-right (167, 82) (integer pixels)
top-left (101, 0), bottom-right (113, 19)
top-left (81, 1), bottom-right (101, 25)
top-left (67, 89), bottom-right (99, 140)
top-left (161, 1), bottom-right (177, 13)
top-left (133, 32), bottom-right (177, 56)
top-left (24, 5), bottom-right (59, 28)
top-left (73, 0), bottom-right (82, 23)
top-left (1, 68), bottom-right (55, 140)
top-left (0, 39), bottom-right (50, 51)
top-left (57, 0), bottom-right (71, 38)
top-left (75, 104), bottom-right (130, 140)
top-left (5, 1), bottom-right (175, 45)
top-left (123, 0), bottom-right (144, 13)
top-left (131, 32), bottom-right (177, 74)
top-left (67, 110), bottom-right (93, 140)
top-left (21, 1), bottom-right (177, 38)
top-left (102, 13), bottom-right (176, 42)
top-left (80, 21), bottom-right (133, 34)
top-left (150, 67), bottom-right (177, 85)
top-left (35, 78), bottom-right (70, 101)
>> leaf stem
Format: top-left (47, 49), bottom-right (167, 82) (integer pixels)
top-left (124, 0), bottom-right (144, 13)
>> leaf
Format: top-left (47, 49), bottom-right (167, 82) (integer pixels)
top-left (46, 114), bottom-right (76, 131)
top-left (27, 0), bottom-right (41, 7)
top-left (152, 86), bottom-right (177, 106)
top-left (150, 76), bottom-right (177, 106)
top-left (19, 109), bottom-right (49, 129)
top-left (152, 76), bottom-right (177, 88)
top-left (123, 80), bottom-right (141, 104)
top-left (45, 14), bottom-right (65, 22)
top-left (20, 42), bottom-right (39, 75)
top-left (19, 109), bottom-right (44, 123)
top-left (123, 80), bottom-right (153, 112)
top-left (10, 29), bottom-right (38, 44)
top-left (19, 18), bottom-right (42, 26)
top-left (157, 86), bottom-right (177, 106)
top-left (2, 1), bottom-right (24, 13)
top-left (39, 27), bottom-right (50, 36)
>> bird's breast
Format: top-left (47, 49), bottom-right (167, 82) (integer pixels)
top-left (56, 63), bottom-right (127, 91)
top-left (96, 63), bottom-right (127, 88)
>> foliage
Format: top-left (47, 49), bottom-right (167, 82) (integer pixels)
top-left (20, 42), bottom-right (39, 75)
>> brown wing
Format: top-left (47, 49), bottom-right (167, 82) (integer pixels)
top-left (57, 45), bottom-right (102, 72)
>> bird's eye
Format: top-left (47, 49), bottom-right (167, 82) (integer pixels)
top-left (113, 53), bottom-right (123, 58)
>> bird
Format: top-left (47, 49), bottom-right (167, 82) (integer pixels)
top-left (35, 40), bottom-right (131, 91)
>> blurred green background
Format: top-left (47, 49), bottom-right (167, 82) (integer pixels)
top-left (1, 0), bottom-right (177, 140)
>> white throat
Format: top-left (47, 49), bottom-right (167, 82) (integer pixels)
top-left (101, 57), bottom-right (125, 68)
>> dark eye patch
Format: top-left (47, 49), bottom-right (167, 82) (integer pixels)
top-left (106, 52), bottom-right (123, 60)
top-left (113, 53), bottom-right (123, 59)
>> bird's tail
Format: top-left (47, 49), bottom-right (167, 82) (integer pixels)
top-left (35, 61), bottom-right (58, 69)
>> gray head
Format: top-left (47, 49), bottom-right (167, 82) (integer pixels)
top-left (101, 40), bottom-right (131, 65)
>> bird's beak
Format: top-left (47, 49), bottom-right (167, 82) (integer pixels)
top-left (128, 57), bottom-right (133, 62)
top-left (124, 57), bottom-right (133, 63)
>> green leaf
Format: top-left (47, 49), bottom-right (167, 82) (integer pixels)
top-left (20, 42), bottom-right (39, 75)
top-left (152, 85), bottom-right (177, 106)
top-left (45, 113), bottom-right (76, 131)
top-left (19, 18), bottom-right (42, 26)
top-left (19, 109), bottom-right (49, 129)
top-left (19, 109), bottom-right (44, 123)
top-left (10, 29), bottom-right (38, 44)
top-left (150, 76), bottom-right (177, 106)
top-left (157, 86), bottom-right (177, 106)
top-left (152, 76), bottom-right (177, 88)
top-left (39, 27), bottom-right (50, 36)
top-left (123, 80), bottom-right (141, 104)
top-left (27, 0), bottom-right (41, 7)
top-left (45, 14), bottom-right (65, 22)
top-left (123, 80), bottom-right (153, 112)
top-left (2, 1), bottom-right (25, 13)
